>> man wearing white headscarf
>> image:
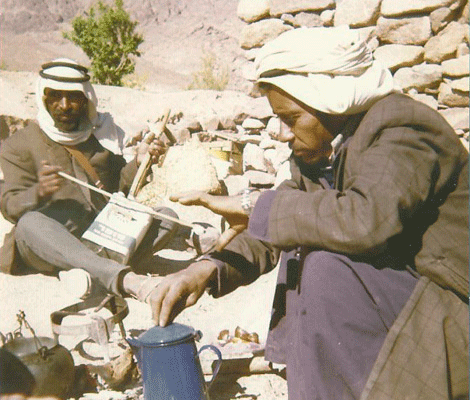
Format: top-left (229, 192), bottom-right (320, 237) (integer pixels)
top-left (147, 27), bottom-right (468, 399)
top-left (0, 59), bottom-right (178, 305)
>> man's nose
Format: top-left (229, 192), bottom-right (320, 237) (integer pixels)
top-left (278, 121), bottom-right (295, 143)
top-left (59, 96), bottom-right (71, 110)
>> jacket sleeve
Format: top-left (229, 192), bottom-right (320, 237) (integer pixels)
top-left (265, 123), bottom-right (464, 256)
top-left (0, 138), bottom-right (42, 223)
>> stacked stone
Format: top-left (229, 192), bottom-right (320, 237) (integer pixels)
top-left (236, 0), bottom-right (469, 149)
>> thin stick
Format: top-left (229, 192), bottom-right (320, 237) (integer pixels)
top-left (58, 171), bottom-right (194, 229)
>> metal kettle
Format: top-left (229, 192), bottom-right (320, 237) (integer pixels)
top-left (1, 311), bottom-right (75, 399)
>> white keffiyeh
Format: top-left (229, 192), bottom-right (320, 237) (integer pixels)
top-left (255, 26), bottom-right (397, 115)
top-left (36, 58), bottom-right (124, 154)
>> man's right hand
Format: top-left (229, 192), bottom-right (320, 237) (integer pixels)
top-left (37, 160), bottom-right (62, 199)
top-left (148, 260), bottom-right (218, 327)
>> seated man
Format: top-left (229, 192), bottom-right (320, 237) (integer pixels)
top-left (148, 27), bottom-right (469, 399)
top-left (0, 59), bottom-right (175, 304)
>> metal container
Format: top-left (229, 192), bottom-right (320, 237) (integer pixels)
top-left (127, 323), bottom-right (222, 400)
top-left (3, 335), bottom-right (75, 399)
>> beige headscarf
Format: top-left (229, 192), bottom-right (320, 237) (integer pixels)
top-left (36, 58), bottom-right (124, 154)
top-left (255, 26), bottom-right (396, 115)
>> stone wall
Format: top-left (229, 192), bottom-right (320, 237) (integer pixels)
top-left (236, 0), bottom-right (469, 145)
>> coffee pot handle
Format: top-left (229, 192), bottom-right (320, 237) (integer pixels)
top-left (197, 344), bottom-right (222, 389)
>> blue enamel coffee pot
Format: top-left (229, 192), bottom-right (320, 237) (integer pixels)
top-left (127, 323), bottom-right (222, 400)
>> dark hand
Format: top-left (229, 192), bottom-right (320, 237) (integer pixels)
top-left (136, 134), bottom-right (167, 165)
top-left (170, 191), bottom-right (251, 251)
top-left (148, 260), bottom-right (217, 326)
top-left (37, 160), bottom-right (62, 199)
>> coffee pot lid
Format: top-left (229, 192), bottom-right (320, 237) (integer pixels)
top-left (134, 323), bottom-right (198, 347)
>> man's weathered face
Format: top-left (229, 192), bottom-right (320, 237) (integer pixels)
top-left (43, 88), bottom-right (88, 132)
top-left (267, 86), bottom-right (349, 165)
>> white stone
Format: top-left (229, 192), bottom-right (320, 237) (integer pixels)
top-left (450, 77), bottom-right (469, 93)
top-left (244, 169), bottom-right (276, 186)
top-left (373, 44), bottom-right (424, 70)
top-left (376, 16), bottom-right (432, 45)
top-left (381, 0), bottom-right (454, 17)
top-left (288, 12), bottom-right (323, 28)
top-left (407, 91), bottom-right (439, 109)
top-left (244, 48), bottom-right (260, 61)
top-left (265, 116), bottom-right (281, 137)
top-left (424, 22), bottom-right (470, 63)
top-left (438, 81), bottom-right (469, 107)
top-left (430, 7), bottom-right (453, 33)
top-left (393, 63), bottom-right (443, 91)
top-left (274, 161), bottom-right (293, 188)
top-left (439, 107), bottom-right (470, 131)
top-left (243, 142), bottom-right (268, 172)
top-left (239, 134), bottom-right (263, 145)
top-left (334, 0), bottom-right (381, 27)
top-left (239, 18), bottom-right (293, 49)
top-left (269, 0), bottom-right (335, 17)
top-left (242, 117), bottom-right (266, 130)
top-left (320, 9), bottom-right (335, 26)
top-left (441, 55), bottom-right (470, 77)
top-left (237, 0), bottom-right (270, 23)
top-left (456, 43), bottom-right (469, 57)
top-left (259, 138), bottom-right (278, 149)
top-left (223, 174), bottom-right (250, 195)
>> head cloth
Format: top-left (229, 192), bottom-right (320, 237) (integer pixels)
top-left (36, 58), bottom-right (123, 153)
top-left (255, 26), bottom-right (396, 115)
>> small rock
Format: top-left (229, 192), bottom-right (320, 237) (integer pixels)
top-left (373, 44), bottom-right (424, 71)
top-left (334, 0), bottom-right (381, 28)
top-left (219, 116), bottom-right (237, 131)
top-left (200, 116), bottom-right (221, 131)
top-left (237, 0), bottom-right (270, 23)
top-left (393, 63), bottom-right (442, 91)
top-left (242, 117), bottom-right (265, 130)
top-left (269, 0), bottom-right (335, 17)
top-left (430, 7), bottom-right (453, 33)
top-left (265, 116), bottom-right (281, 137)
top-left (438, 81), bottom-right (469, 107)
top-left (239, 134), bottom-right (263, 145)
top-left (439, 107), bottom-right (470, 131)
top-left (274, 161), bottom-right (293, 188)
top-left (424, 21), bottom-right (469, 63)
top-left (441, 55), bottom-right (470, 77)
top-left (320, 9), bottom-right (335, 26)
top-left (243, 143), bottom-right (267, 172)
top-left (287, 12), bottom-right (323, 28)
top-left (456, 43), bottom-right (469, 57)
top-left (376, 16), bottom-right (432, 45)
top-left (186, 119), bottom-right (203, 133)
top-left (244, 170), bottom-right (276, 187)
top-left (239, 19), bottom-right (292, 49)
top-left (381, 0), bottom-right (455, 17)
top-left (407, 90), bottom-right (439, 109)
top-left (259, 138), bottom-right (278, 149)
top-left (223, 174), bottom-right (250, 195)
top-left (450, 76), bottom-right (469, 93)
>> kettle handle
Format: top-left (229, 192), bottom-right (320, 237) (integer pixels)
top-left (197, 344), bottom-right (222, 389)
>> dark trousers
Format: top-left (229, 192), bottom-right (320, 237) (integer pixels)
top-left (14, 204), bottom-right (178, 295)
top-left (267, 250), bottom-right (418, 400)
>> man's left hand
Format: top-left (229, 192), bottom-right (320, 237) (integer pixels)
top-left (136, 135), bottom-right (167, 165)
top-left (170, 191), bottom-right (251, 251)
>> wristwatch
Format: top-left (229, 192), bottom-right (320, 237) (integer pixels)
top-left (241, 188), bottom-right (259, 217)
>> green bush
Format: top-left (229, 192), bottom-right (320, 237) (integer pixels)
top-left (63, 0), bottom-right (143, 86)
top-left (187, 51), bottom-right (230, 91)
